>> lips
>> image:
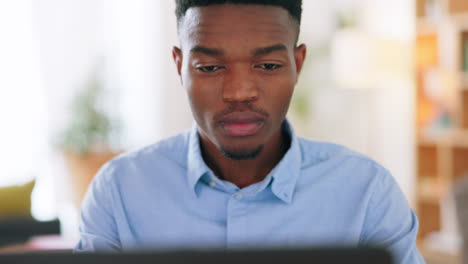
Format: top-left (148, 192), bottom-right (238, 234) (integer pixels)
top-left (219, 112), bottom-right (265, 137)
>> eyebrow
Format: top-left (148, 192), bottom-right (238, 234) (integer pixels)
top-left (190, 46), bottom-right (224, 56)
top-left (190, 44), bottom-right (288, 57)
top-left (252, 44), bottom-right (287, 56)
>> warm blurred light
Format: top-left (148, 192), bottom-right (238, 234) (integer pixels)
top-left (416, 34), bottom-right (439, 68)
top-left (331, 29), bottom-right (411, 89)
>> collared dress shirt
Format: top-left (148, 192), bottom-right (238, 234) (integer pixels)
top-left (76, 121), bottom-right (425, 263)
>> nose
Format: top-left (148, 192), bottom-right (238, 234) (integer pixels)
top-left (222, 65), bottom-right (259, 103)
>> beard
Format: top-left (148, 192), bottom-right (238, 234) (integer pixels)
top-left (220, 144), bottom-right (264, 161)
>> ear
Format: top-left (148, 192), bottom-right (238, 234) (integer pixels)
top-left (172, 46), bottom-right (183, 80)
top-left (293, 44), bottom-right (307, 81)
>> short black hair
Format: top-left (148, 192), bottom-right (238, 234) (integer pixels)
top-left (175, 0), bottom-right (302, 25)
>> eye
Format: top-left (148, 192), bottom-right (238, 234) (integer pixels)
top-left (257, 63), bottom-right (282, 71)
top-left (197, 65), bottom-right (223, 73)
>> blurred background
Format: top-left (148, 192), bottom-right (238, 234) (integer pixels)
top-left (0, 0), bottom-right (467, 262)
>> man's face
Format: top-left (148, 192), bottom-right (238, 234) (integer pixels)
top-left (174, 4), bottom-right (306, 160)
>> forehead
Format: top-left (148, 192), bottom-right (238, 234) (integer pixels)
top-left (178, 4), bottom-right (297, 52)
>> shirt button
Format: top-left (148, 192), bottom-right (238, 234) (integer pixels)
top-left (209, 181), bottom-right (216, 188)
top-left (234, 194), bottom-right (243, 200)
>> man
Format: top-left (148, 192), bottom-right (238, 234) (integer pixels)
top-left (76, 0), bottom-right (425, 263)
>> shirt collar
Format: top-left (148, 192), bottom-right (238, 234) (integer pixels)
top-left (186, 120), bottom-right (302, 203)
top-left (186, 123), bottom-right (211, 198)
top-left (269, 120), bottom-right (302, 204)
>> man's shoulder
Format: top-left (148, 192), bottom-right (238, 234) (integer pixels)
top-left (297, 136), bottom-right (372, 162)
top-left (296, 137), bottom-right (397, 203)
top-left (99, 130), bottom-right (192, 178)
top-left (296, 136), bottom-right (389, 175)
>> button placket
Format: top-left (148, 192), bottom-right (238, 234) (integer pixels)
top-left (226, 192), bottom-right (250, 248)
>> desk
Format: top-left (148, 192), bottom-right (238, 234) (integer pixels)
top-left (0, 235), bottom-right (75, 254)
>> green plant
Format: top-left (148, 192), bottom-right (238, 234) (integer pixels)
top-left (290, 42), bottom-right (330, 121)
top-left (337, 9), bottom-right (358, 29)
top-left (59, 76), bottom-right (118, 155)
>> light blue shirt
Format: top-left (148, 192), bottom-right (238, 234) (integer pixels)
top-left (76, 121), bottom-right (425, 263)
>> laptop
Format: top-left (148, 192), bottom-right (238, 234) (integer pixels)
top-left (0, 247), bottom-right (393, 264)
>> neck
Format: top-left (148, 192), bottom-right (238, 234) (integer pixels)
top-left (200, 127), bottom-right (290, 189)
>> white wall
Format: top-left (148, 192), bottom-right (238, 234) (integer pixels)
top-left (159, 1), bottom-right (194, 138)
top-left (101, 0), bottom-right (165, 148)
top-left (31, 0), bottom-right (108, 224)
top-left (295, 0), bottom-right (416, 206)
top-left (30, 0), bottom-right (186, 230)
top-left (0, 0), bottom-right (46, 187)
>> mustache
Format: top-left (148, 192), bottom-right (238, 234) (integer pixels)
top-left (214, 103), bottom-right (269, 121)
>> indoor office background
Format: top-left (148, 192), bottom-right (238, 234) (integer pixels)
top-left (0, 0), bottom-right (466, 263)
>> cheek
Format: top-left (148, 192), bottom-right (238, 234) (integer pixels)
top-left (182, 72), bottom-right (202, 116)
top-left (185, 77), bottom-right (221, 122)
top-left (185, 69), bottom-right (223, 101)
top-left (276, 87), bottom-right (294, 116)
top-left (262, 76), bottom-right (295, 107)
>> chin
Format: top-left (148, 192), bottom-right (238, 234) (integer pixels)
top-left (220, 144), bottom-right (264, 161)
